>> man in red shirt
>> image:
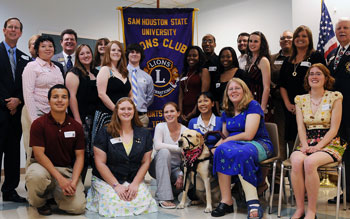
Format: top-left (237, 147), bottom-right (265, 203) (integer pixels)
top-left (25, 84), bottom-right (86, 215)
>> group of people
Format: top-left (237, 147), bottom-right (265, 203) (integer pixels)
top-left (0, 15), bottom-right (349, 219)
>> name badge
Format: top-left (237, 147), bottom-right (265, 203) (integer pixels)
top-left (64, 131), bottom-right (75, 138)
top-left (216, 83), bottom-right (221, 88)
top-left (180, 76), bottom-right (188, 81)
top-left (274, 60), bottom-right (283, 65)
top-left (322, 104), bottom-right (331, 111)
top-left (110, 137), bottom-right (122, 144)
top-left (21, 55), bottom-right (29, 61)
top-left (58, 57), bottom-right (65, 62)
top-left (209, 66), bottom-right (217, 71)
top-left (300, 61), bottom-right (311, 67)
top-left (193, 124), bottom-right (199, 129)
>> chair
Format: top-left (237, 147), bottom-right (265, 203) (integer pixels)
top-left (276, 135), bottom-right (347, 219)
top-left (261, 122), bottom-right (282, 214)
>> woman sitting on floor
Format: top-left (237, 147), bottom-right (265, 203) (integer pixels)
top-left (86, 97), bottom-right (158, 217)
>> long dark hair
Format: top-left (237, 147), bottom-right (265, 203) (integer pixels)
top-left (218, 47), bottom-right (239, 73)
top-left (247, 31), bottom-right (270, 65)
top-left (182, 46), bottom-right (207, 75)
top-left (74, 44), bottom-right (93, 77)
top-left (289, 25), bottom-right (314, 62)
top-left (93, 37), bottom-right (110, 68)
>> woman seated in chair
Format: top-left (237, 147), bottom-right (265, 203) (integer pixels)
top-left (211, 78), bottom-right (273, 218)
top-left (291, 63), bottom-right (346, 219)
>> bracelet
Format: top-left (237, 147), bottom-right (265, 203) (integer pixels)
top-left (112, 182), bottom-right (119, 189)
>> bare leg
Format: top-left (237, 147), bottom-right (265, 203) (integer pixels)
top-left (290, 151), bottom-right (307, 218)
top-left (304, 152), bottom-right (333, 219)
top-left (218, 172), bottom-right (233, 205)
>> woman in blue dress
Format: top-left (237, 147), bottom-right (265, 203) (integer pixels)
top-left (211, 78), bottom-right (273, 218)
top-left (188, 91), bottom-right (222, 148)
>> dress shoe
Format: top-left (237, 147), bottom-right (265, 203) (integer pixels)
top-left (37, 203), bottom-right (52, 216)
top-left (211, 202), bottom-right (234, 217)
top-left (2, 191), bottom-right (27, 203)
top-left (328, 194), bottom-right (350, 204)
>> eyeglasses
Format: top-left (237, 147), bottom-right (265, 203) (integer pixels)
top-left (202, 39), bottom-right (214, 44)
top-left (280, 36), bottom-right (293, 40)
top-left (6, 25), bottom-right (20, 30)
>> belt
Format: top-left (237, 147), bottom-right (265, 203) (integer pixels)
top-left (138, 111), bottom-right (147, 115)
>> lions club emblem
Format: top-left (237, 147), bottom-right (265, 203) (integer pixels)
top-left (144, 57), bottom-right (179, 97)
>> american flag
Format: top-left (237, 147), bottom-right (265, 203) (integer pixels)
top-left (317, 0), bottom-right (337, 59)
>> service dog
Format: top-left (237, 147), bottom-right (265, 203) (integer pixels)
top-left (176, 129), bottom-right (220, 213)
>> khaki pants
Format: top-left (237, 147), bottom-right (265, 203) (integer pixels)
top-left (138, 113), bottom-right (149, 128)
top-left (25, 162), bottom-right (86, 214)
top-left (21, 106), bottom-right (32, 168)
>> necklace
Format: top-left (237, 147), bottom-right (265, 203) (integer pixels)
top-left (292, 62), bottom-right (300, 77)
top-left (184, 72), bottom-right (195, 92)
top-left (310, 97), bottom-right (322, 106)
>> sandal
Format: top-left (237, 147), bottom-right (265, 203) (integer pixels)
top-left (247, 200), bottom-right (264, 219)
top-left (159, 201), bottom-right (176, 209)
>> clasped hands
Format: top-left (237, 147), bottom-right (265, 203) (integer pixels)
top-left (300, 144), bottom-right (322, 154)
top-left (5, 97), bottom-right (20, 115)
top-left (114, 183), bottom-right (139, 201)
top-left (58, 177), bottom-right (77, 196)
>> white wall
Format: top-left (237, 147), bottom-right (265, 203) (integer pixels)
top-left (189, 0), bottom-right (293, 54)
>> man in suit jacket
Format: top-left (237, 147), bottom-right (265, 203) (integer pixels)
top-left (51, 29), bottom-right (77, 74)
top-left (327, 17), bottom-right (350, 204)
top-left (0, 17), bottom-right (30, 202)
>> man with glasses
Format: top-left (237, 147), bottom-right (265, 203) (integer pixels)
top-left (268, 30), bottom-right (293, 193)
top-left (0, 17), bottom-right (30, 202)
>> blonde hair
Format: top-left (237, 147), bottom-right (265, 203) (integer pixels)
top-left (28, 34), bottom-right (40, 48)
top-left (107, 97), bottom-right (142, 137)
top-left (222, 78), bottom-right (253, 117)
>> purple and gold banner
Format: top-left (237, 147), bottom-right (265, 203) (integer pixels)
top-left (121, 7), bottom-right (194, 127)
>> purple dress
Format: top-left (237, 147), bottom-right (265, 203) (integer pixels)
top-left (213, 100), bottom-right (273, 186)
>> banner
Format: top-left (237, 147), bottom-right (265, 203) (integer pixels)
top-left (120, 7), bottom-right (195, 127)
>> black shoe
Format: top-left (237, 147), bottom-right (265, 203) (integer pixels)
top-left (328, 194), bottom-right (350, 204)
top-left (2, 191), bottom-right (27, 203)
top-left (211, 202), bottom-right (234, 217)
top-left (37, 203), bottom-right (52, 216)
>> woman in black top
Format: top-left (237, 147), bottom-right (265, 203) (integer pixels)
top-left (66, 44), bottom-right (99, 180)
top-left (213, 47), bottom-right (245, 113)
top-left (279, 25), bottom-right (326, 153)
top-left (87, 97), bottom-right (157, 217)
top-left (92, 41), bottom-right (131, 143)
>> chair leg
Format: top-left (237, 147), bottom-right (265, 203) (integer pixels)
top-left (336, 164), bottom-right (342, 219)
top-left (269, 160), bottom-right (277, 214)
top-left (342, 162), bottom-right (347, 210)
top-left (288, 171), bottom-right (294, 206)
top-left (278, 163), bottom-right (285, 218)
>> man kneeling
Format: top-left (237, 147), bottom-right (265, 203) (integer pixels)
top-left (25, 84), bottom-right (86, 215)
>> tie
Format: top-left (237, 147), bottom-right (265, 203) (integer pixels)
top-left (67, 55), bottom-right (73, 71)
top-left (334, 47), bottom-right (345, 70)
top-left (8, 48), bottom-right (16, 80)
top-left (131, 69), bottom-right (138, 106)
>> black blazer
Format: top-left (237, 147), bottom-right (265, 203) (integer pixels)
top-left (0, 42), bottom-right (30, 110)
top-left (327, 46), bottom-right (350, 123)
top-left (92, 126), bottom-right (153, 184)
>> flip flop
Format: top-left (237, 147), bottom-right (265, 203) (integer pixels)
top-left (159, 201), bottom-right (176, 209)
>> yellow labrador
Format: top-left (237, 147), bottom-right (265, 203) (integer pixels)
top-left (177, 129), bottom-right (220, 213)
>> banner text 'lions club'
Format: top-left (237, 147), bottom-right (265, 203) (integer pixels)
top-left (121, 8), bottom-right (194, 127)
